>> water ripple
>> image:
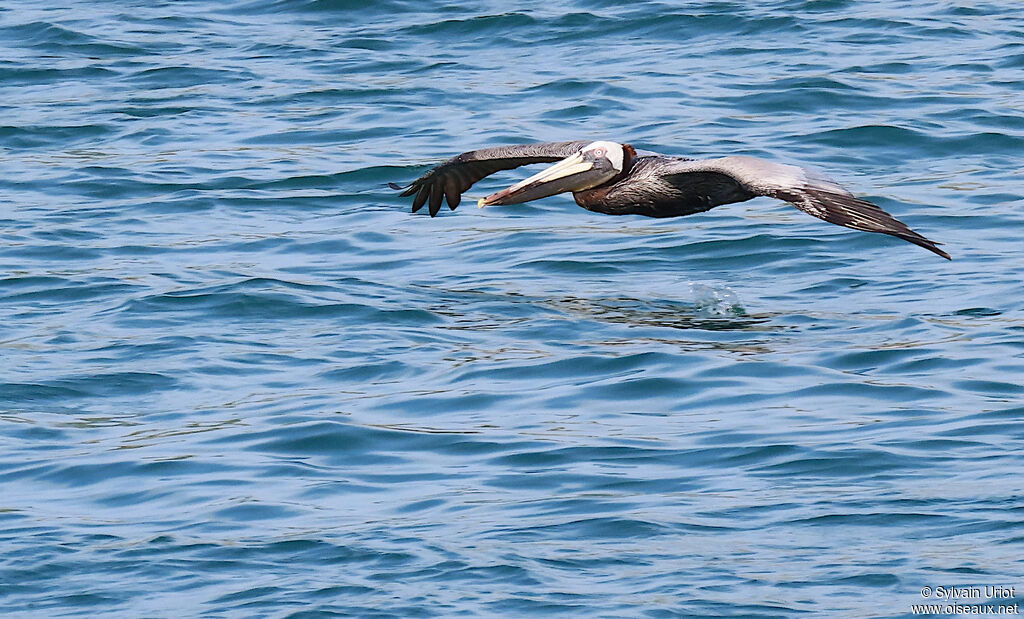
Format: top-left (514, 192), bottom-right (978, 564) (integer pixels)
top-left (2, 0), bottom-right (1024, 616)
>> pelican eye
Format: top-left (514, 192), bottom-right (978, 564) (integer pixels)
top-left (592, 148), bottom-right (605, 157)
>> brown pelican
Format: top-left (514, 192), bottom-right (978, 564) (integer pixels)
top-left (391, 140), bottom-right (949, 259)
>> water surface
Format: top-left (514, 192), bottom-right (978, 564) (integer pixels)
top-left (2, 1), bottom-right (1024, 616)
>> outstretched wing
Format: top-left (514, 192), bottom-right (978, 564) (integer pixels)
top-left (660, 156), bottom-right (950, 259)
top-left (391, 141), bottom-right (590, 217)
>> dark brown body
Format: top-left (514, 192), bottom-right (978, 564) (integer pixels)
top-left (574, 147), bottom-right (756, 218)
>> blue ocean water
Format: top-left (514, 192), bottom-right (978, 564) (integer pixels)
top-left (2, 1), bottom-right (1023, 616)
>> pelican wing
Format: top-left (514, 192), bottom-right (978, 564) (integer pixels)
top-left (392, 141), bottom-right (590, 217)
top-left (660, 156), bottom-right (950, 259)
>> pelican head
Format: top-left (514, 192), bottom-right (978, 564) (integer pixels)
top-left (478, 141), bottom-right (625, 207)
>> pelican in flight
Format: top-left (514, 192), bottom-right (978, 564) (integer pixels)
top-left (391, 140), bottom-right (949, 259)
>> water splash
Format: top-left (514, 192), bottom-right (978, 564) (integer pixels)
top-left (689, 283), bottom-right (746, 317)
